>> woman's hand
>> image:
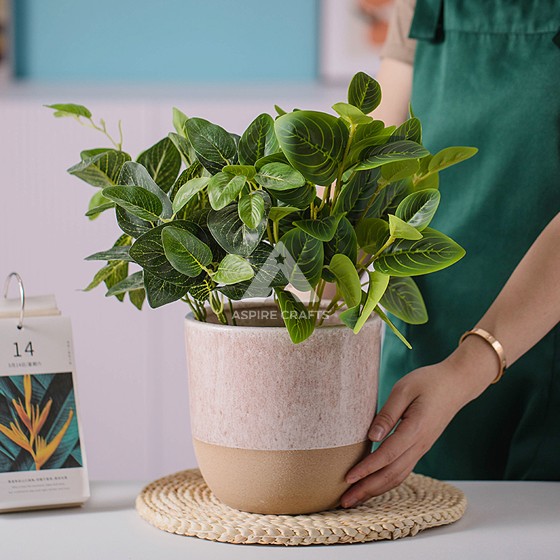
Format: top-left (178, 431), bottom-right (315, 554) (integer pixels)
top-left (340, 336), bottom-right (500, 508)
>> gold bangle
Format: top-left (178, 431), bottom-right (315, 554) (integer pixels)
top-left (459, 327), bottom-right (507, 384)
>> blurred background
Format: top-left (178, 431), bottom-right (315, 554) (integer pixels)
top-left (0, 0), bottom-right (394, 481)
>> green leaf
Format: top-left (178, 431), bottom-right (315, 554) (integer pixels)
top-left (129, 221), bottom-right (206, 285)
top-left (105, 271), bottom-right (144, 296)
top-left (143, 270), bottom-right (188, 308)
top-left (128, 288), bottom-right (146, 310)
top-left (218, 242), bottom-right (287, 300)
top-left (388, 214), bottom-right (423, 240)
top-left (86, 190), bottom-right (114, 220)
top-left (84, 260), bottom-right (128, 292)
top-left (80, 147), bottom-right (112, 160)
top-left (85, 201), bottom-right (115, 218)
top-left (274, 105), bottom-right (287, 116)
top-left (118, 161), bottom-right (173, 218)
top-left (395, 189), bottom-right (440, 231)
top-left (255, 162), bottom-right (305, 191)
top-left (172, 176), bottom-right (209, 213)
top-left (45, 103), bottom-right (92, 118)
top-left (172, 107), bottom-right (189, 136)
top-left (275, 111), bottom-right (349, 186)
top-left (293, 214), bottom-right (345, 242)
top-left (375, 305), bottom-right (412, 349)
top-left (327, 254), bottom-right (361, 308)
top-left (116, 205), bottom-right (152, 238)
top-left (223, 165), bottom-right (256, 180)
top-left (277, 228), bottom-right (323, 291)
top-left (185, 117), bottom-right (236, 174)
top-left (254, 152), bottom-right (289, 170)
top-left (269, 184), bottom-right (316, 209)
top-left (324, 217), bottom-right (358, 264)
top-left (238, 113), bottom-right (279, 165)
top-left (68, 150), bottom-right (131, 188)
top-left (356, 218), bottom-right (390, 253)
top-left (365, 179), bottom-right (411, 220)
top-left (390, 118), bottom-right (422, 144)
top-left (374, 228), bottom-right (466, 276)
top-left (189, 277), bottom-right (213, 303)
top-left (274, 289), bottom-right (315, 344)
top-left (238, 191), bottom-right (266, 229)
top-left (169, 161), bottom-right (203, 202)
top-left (208, 201), bottom-right (268, 257)
top-left (414, 171), bottom-right (440, 191)
top-left (269, 206), bottom-right (299, 222)
top-left (213, 255), bottom-right (254, 285)
top-left (335, 168), bottom-right (378, 218)
top-left (137, 137), bottom-right (181, 192)
top-left (381, 159), bottom-right (420, 182)
top-left (353, 271), bottom-right (389, 333)
top-left (428, 146), bottom-right (478, 173)
top-left (348, 72), bottom-right (382, 113)
top-left (355, 141), bottom-right (429, 171)
top-left (162, 226), bottom-right (212, 277)
top-left (85, 246), bottom-right (132, 262)
top-left (103, 186), bottom-right (163, 222)
top-left (207, 172), bottom-right (246, 210)
top-left (380, 276), bottom-right (428, 325)
top-left (339, 303), bottom-right (361, 329)
top-left (347, 120), bottom-right (386, 164)
top-left (332, 102), bottom-right (373, 125)
top-left (168, 132), bottom-right (194, 166)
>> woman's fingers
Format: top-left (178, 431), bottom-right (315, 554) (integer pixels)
top-left (368, 380), bottom-right (415, 441)
top-left (346, 402), bottom-right (421, 484)
top-left (341, 444), bottom-right (421, 508)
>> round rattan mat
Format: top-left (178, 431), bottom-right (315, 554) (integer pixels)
top-left (136, 469), bottom-right (466, 546)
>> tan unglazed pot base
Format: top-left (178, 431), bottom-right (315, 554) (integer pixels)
top-left (193, 438), bottom-right (371, 514)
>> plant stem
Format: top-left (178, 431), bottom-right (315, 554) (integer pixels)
top-left (310, 279), bottom-right (326, 323)
top-left (273, 220), bottom-right (280, 243)
top-left (317, 185), bottom-right (330, 214)
top-left (370, 235), bottom-right (396, 262)
top-left (318, 300), bottom-right (342, 326)
top-left (183, 294), bottom-right (203, 321)
top-left (267, 222), bottom-right (275, 245)
top-left (331, 123), bottom-right (357, 214)
top-left (228, 298), bottom-right (237, 326)
top-left (83, 117), bottom-right (123, 150)
top-left (210, 292), bottom-right (228, 324)
top-left (117, 120), bottom-right (124, 150)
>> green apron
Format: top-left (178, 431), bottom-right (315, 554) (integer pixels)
top-left (379, 0), bottom-right (560, 480)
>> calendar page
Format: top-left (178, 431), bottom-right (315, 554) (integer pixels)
top-left (0, 314), bottom-right (90, 512)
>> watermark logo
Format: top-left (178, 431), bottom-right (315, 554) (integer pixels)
top-left (229, 240), bottom-right (324, 321)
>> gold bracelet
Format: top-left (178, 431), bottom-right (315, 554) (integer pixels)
top-left (459, 327), bottom-right (507, 384)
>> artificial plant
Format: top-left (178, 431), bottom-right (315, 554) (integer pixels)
top-left (48, 72), bottom-right (476, 344)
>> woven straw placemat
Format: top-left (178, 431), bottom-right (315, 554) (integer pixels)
top-left (136, 469), bottom-right (466, 546)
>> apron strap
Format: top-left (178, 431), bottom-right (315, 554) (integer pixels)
top-left (409, 0), bottom-right (444, 42)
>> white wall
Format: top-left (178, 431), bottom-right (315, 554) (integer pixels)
top-left (0, 83), bottom-right (344, 480)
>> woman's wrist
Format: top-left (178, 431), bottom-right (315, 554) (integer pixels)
top-left (444, 334), bottom-right (502, 402)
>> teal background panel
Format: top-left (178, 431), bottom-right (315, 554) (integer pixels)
top-left (13, 0), bottom-right (319, 82)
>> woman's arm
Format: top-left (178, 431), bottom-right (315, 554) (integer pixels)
top-left (373, 57), bottom-right (413, 125)
top-left (341, 213), bottom-right (560, 508)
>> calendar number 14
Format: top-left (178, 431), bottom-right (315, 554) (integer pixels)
top-left (13, 341), bottom-right (34, 358)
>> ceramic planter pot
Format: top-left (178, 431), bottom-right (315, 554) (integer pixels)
top-left (185, 302), bottom-right (381, 514)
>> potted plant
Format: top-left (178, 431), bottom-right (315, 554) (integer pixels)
top-left (48, 72), bottom-right (476, 514)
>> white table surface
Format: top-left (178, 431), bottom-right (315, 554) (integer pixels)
top-left (2, 480), bottom-right (559, 560)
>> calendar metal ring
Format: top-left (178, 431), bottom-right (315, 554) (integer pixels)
top-left (3, 272), bottom-right (26, 330)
